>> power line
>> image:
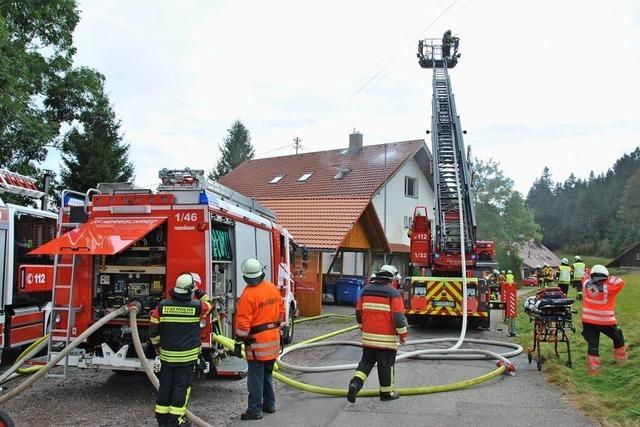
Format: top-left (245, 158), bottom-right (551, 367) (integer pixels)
top-left (312, 0), bottom-right (461, 125)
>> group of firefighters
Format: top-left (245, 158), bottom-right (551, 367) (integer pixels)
top-left (148, 253), bottom-right (627, 425)
top-left (533, 256), bottom-right (586, 298)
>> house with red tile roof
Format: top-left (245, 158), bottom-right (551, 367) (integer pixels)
top-left (219, 132), bottom-right (434, 315)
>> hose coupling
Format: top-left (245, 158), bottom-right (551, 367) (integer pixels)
top-left (128, 300), bottom-right (142, 313)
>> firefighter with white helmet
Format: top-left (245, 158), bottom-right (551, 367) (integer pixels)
top-left (149, 273), bottom-right (212, 427)
top-left (347, 265), bottom-right (408, 403)
top-left (571, 255), bottom-right (586, 300)
top-left (557, 258), bottom-right (571, 295)
top-left (581, 265), bottom-right (628, 375)
top-left (234, 258), bottom-right (284, 420)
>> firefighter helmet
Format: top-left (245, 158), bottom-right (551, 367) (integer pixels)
top-left (507, 270), bottom-right (512, 274)
top-left (501, 270), bottom-right (505, 274)
top-left (535, 265), bottom-right (541, 269)
top-left (574, 255), bottom-right (582, 262)
top-left (242, 258), bottom-right (265, 285)
top-left (590, 264), bottom-right (609, 280)
top-left (561, 258), bottom-right (569, 265)
top-left (175, 273), bottom-right (196, 294)
top-left (376, 265), bottom-right (399, 279)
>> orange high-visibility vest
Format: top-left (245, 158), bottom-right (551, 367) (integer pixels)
top-left (582, 275), bottom-right (624, 325)
top-left (235, 280), bottom-right (284, 361)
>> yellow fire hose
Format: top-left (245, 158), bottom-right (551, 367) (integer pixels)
top-left (211, 319), bottom-right (510, 398)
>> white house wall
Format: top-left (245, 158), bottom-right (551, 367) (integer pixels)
top-left (372, 156), bottom-right (435, 247)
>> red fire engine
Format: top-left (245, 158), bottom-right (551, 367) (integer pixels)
top-left (406, 35), bottom-right (496, 328)
top-left (30, 168), bottom-right (297, 377)
top-left (0, 169), bottom-right (58, 364)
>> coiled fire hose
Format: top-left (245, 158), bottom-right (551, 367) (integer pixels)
top-left (128, 303), bottom-right (212, 427)
top-left (211, 313), bottom-right (522, 398)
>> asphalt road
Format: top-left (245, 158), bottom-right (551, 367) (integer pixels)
top-left (230, 304), bottom-right (594, 427)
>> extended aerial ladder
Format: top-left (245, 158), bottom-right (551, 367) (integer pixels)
top-left (418, 35), bottom-right (476, 268)
top-left (405, 33), bottom-right (494, 328)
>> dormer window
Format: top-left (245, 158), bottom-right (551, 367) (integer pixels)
top-left (298, 172), bottom-right (313, 182)
top-left (269, 175), bottom-right (284, 184)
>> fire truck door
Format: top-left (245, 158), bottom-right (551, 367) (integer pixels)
top-left (233, 223), bottom-right (273, 297)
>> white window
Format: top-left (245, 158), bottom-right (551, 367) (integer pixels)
top-left (269, 175), bottom-right (284, 184)
top-left (636, 252), bottom-right (640, 261)
top-left (405, 176), bottom-right (417, 198)
top-left (298, 172), bottom-right (313, 182)
top-left (403, 216), bottom-right (413, 229)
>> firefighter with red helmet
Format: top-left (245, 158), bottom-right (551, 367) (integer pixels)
top-left (234, 258), bottom-right (284, 421)
top-left (347, 265), bottom-right (408, 403)
top-left (581, 264), bottom-right (628, 375)
top-left (149, 273), bottom-right (212, 427)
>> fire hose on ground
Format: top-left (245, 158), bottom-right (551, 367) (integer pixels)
top-left (211, 313), bottom-right (523, 398)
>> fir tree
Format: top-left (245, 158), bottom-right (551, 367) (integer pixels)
top-left (209, 120), bottom-right (255, 180)
top-left (59, 70), bottom-right (134, 191)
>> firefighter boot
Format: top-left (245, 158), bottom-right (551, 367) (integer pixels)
top-left (347, 377), bottom-right (364, 403)
top-left (614, 345), bottom-right (629, 366)
top-left (380, 391), bottom-right (400, 401)
top-left (587, 354), bottom-right (601, 376)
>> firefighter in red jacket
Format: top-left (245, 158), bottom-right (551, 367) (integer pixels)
top-left (347, 265), bottom-right (408, 403)
top-left (234, 258), bottom-right (284, 421)
top-left (581, 264), bottom-right (628, 375)
top-left (149, 273), bottom-right (212, 427)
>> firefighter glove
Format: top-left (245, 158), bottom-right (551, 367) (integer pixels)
top-left (194, 289), bottom-right (208, 301)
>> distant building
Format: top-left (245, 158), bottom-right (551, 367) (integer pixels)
top-left (519, 241), bottom-right (561, 277)
top-left (607, 241), bottom-right (640, 268)
top-left (219, 132), bottom-right (434, 315)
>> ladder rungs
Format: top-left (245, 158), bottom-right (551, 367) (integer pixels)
top-left (54, 285), bottom-right (72, 289)
top-left (55, 264), bottom-right (74, 268)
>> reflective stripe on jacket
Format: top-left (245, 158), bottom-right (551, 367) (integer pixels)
top-left (572, 262), bottom-right (585, 280)
top-left (149, 292), bottom-right (213, 366)
top-left (235, 280), bottom-right (284, 361)
top-left (356, 282), bottom-right (408, 350)
top-left (582, 275), bottom-right (624, 325)
top-left (558, 265), bottom-right (571, 284)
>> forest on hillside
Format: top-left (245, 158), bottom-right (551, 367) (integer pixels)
top-left (526, 147), bottom-right (640, 257)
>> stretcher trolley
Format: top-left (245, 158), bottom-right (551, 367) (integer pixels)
top-left (523, 287), bottom-right (575, 371)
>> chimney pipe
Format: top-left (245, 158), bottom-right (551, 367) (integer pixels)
top-left (348, 130), bottom-right (363, 154)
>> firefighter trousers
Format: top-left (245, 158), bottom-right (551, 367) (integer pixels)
top-left (582, 322), bottom-right (625, 357)
top-left (558, 282), bottom-right (569, 296)
top-left (155, 364), bottom-right (194, 427)
top-left (353, 347), bottom-right (396, 393)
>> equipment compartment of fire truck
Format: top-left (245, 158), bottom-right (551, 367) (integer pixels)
top-left (0, 169), bottom-right (58, 364)
top-left (406, 34), bottom-right (496, 329)
top-left (30, 168), bottom-right (298, 378)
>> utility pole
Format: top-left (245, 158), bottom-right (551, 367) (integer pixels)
top-left (293, 137), bottom-right (302, 155)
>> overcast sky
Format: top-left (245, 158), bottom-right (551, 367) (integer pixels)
top-left (42, 0), bottom-right (640, 194)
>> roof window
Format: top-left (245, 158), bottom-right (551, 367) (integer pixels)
top-left (269, 175), bottom-right (284, 184)
top-left (297, 172), bottom-right (313, 182)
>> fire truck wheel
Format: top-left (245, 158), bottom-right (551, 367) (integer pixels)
top-left (282, 305), bottom-right (295, 345)
top-left (0, 409), bottom-right (15, 427)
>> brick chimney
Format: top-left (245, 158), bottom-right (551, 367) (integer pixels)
top-left (348, 130), bottom-right (363, 154)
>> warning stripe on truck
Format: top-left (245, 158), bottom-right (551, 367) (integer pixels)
top-left (407, 277), bottom-right (488, 317)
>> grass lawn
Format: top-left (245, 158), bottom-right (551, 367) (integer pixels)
top-left (515, 272), bottom-right (640, 425)
top-left (557, 253), bottom-right (613, 268)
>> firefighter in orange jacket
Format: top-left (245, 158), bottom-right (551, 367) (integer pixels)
top-left (347, 265), bottom-right (408, 403)
top-left (581, 265), bottom-right (628, 375)
top-left (234, 258), bottom-right (284, 421)
top-left (149, 273), bottom-right (212, 427)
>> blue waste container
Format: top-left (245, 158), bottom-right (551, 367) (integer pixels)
top-left (335, 277), bottom-right (366, 305)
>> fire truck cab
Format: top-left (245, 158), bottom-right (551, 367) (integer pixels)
top-left (31, 168), bottom-right (297, 377)
top-left (0, 169), bottom-right (57, 363)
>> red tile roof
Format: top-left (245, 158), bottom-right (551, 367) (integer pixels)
top-left (219, 140), bottom-right (425, 199)
top-left (259, 198), bottom-right (372, 250)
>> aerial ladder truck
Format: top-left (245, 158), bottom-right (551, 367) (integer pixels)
top-left (406, 32), bottom-right (496, 329)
